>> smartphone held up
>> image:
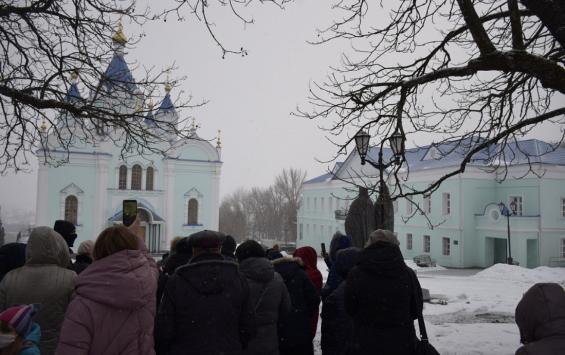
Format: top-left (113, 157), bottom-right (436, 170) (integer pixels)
top-left (123, 200), bottom-right (137, 227)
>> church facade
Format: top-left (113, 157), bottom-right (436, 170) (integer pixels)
top-left (35, 27), bottom-right (222, 252)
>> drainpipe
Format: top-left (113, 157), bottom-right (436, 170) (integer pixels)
top-left (459, 174), bottom-right (464, 267)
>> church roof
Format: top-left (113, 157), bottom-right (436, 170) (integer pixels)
top-left (102, 53), bottom-right (138, 93)
top-left (156, 93), bottom-right (176, 115)
top-left (309, 138), bottom-right (565, 184)
top-left (144, 110), bottom-right (156, 126)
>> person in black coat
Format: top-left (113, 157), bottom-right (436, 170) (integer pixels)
top-left (0, 242), bottom-right (26, 281)
top-left (345, 229), bottom-right (423, 355)
top-left (222, 235), bottom-right (238, 261)
top-left (156, 230), bottom-right (255, 355)
top-left (321, 247), bottom-right (361, 355)
top-left (236, 240), bottom-right (291, 355)
top-left (70, 240), bottom-right (93, 274)
top-left (272, 256), bottom-right (320, 355)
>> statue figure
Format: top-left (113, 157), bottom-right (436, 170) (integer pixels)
top-left (345, 187), bottom-right (376, 248)
top-left (374, 183), bottom-right (394, 232)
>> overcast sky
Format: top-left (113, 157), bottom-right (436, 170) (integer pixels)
top-left (0, 1), bottom-right (563, 217)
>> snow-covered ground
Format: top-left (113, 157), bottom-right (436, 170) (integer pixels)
top-left (314, 259), bottom-right (565, 355)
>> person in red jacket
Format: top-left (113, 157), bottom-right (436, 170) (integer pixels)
top-left (293, 246), bottom-right (323, 337)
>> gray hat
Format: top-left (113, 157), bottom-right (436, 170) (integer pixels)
top-left (190, 230), bottom-right (224, 249)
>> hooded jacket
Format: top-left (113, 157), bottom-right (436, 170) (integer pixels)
top-left (0, 227), bottom-right (77, 355)
top-left (239, 257), bottom-right (290, 355)
top-left (273, 257), bottom-right (320, 350)
top-left (322, 234), bottom-right (352, 299)
top-left (155, 253), bottom-right (256, 355)
top-left (293, 247), bottom-right (322, 336)
top-left (321, 247), bottom-right (361, 355)
top-left (515, 283), bottom-right (565, 355)
top-left (344, 241), bottom-right (419, 355)
top-left (56, 247), bottom-right (158, 355)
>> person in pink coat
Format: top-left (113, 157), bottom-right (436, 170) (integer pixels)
top-left (56, 224), bottom-right (158, 355)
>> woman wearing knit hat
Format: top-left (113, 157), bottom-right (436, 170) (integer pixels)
top-left (0, 304), bottom-right (40, 355)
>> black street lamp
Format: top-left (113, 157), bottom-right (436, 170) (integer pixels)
top-left (354, 130), bottom-right (404, 229)
top-left (498, 201), bottom-right (515, 265)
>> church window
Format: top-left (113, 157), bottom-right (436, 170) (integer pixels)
top-left (146, 167), bottom-right (154, 191)
top-left (65, 195), bottom-right (78, 225)
top-left (118, 165), bottom-right (127, 189)
top-left (188, 198), bottom-right (198, 225)
top-left (131, 164), bottom-right (142, 190)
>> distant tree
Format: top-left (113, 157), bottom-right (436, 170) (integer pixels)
top-left (298, 0), bottom-right (565, 199)
top-left (219, 189), bottom-right (250, 241)
top-left (274, 168), bottom-right (307, 242)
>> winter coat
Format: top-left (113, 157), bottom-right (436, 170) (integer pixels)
top-left (0, 243), bottom-right (26, 281)
top-left (56, 247), bottom-right (158, 355)
top-left (345, 241), bottom-right (420, 355)
top-left (0, 227), bottom-right (77, 355)
top-left (322, 235), bottom-right (352, 299)
top-left (293, 247), bottom-right (322, 336)
top-left (515, 283), bottom-right (565, 355)
top-left (21, 323), bottom-right (41, 355)
top-left (239, 257), bottom-right (291, 355)
top-left (273, 257), bottom-right (320, 352)
top-left (70, 254), bottom-right (92, 275)
top-left (155, 253), bottom-right (256, 355)
top-left (321, 248), bottom-right (361, 355)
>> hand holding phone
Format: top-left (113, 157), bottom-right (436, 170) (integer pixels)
top-left (321, 242), bottom-right (328, 258)
top-left (123, 200), bottom-right (137, 227)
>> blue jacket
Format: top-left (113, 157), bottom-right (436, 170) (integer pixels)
top-left (21, 323), bottom-right (41, 355)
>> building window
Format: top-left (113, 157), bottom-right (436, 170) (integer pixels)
top-left (442, 193), bottom-right (451, 216)
top-left (562, 239), bottom-right (565, 258)
top-left (306, 224), bottom-right (310, 236)
top-left (329, 197), bottom-right (333, 212)
top-left (393, 200), bottom-right (398, 214)
top-left (299, 224), bottom-right (303, 240)
top-left (561, 198), bottom-right (565, 218)
top-left (131, 164), bottom-right (142, 190)
top-left (321, 197), bottom-right (325, 212)
top-left (146, 167), bottom-right (154, 191)
top-left (118, 165), bottom-right (127, 189)
top-left (345, 196), bottom-right (350, 209)
top-left (423, 235), bottom-right (431, 253)
top-left (306, 197), bottom-right (310, 210)
top-left (321, 225), bottom-right (325, 237)
top-left (314, 198), bottom-right (318, 210)
top-left (187, 198), bottom-right (198, 225)
top-left (509, 196), bottom-right (523, 216)
top-left (406, 233), bottom-right (413, 250)
top-left (424, 195), bottom-right (431, 214)
top-left (406, 198), bottom-right (413, 215)
top-left (313, 224), bottom-right (317, 235)
top-left (64, 195), bottom-right (78, 225)
top-left (336, 198), bottom-right (341, 210)
top-left (442, 237), bottom-right (451, 256)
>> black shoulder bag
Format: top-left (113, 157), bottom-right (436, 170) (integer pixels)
top-left (411, 272), bottom-right (440, 355)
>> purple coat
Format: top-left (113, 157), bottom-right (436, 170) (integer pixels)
top-left (56, 249), bottom-right (158, 355)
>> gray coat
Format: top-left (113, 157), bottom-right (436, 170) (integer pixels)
top-left (515, 283), bottom-right (565, 355)
top-left (0, 226), bottom-right (77, 355)
top-left (239, 257), bottom-right (291, 355)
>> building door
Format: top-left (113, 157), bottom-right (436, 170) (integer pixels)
top-left (527, 239), bottom-right (539, 268)
top-left (493, 238), bottom-right (507, 264)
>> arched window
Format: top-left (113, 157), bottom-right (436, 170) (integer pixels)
top-left (118, 165), bottom-right (127, 190)
top-left (146, 167), bottom-right (154, 191)
top-left (131, 164), bottom-right (142, 190)
top-left (188, 198), bottom-right (198, 225)
top-left (64, 195), bottom-right (78, 225)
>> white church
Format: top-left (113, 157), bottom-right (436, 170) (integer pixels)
top-left (35, 26), bottom-right (222, 253)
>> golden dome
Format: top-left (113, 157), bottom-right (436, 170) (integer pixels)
top-left (112, 22), bottom-right (128, 45)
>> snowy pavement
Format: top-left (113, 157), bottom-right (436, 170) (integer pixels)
top-left (314, 259), bottom-right (565, 355)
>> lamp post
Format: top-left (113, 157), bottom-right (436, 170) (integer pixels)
top-left (354, 130), bottom-right (404, 229)
top-left (498, 201), bottom-right (516, 265)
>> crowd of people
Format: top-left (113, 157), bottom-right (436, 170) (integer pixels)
top-left (0, 220), bottom-right (563, 355)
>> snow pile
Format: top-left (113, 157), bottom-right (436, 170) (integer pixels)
top-left (405, 259), bottom-right (446, 272)
top-left (474, 263), bottom-right (565, 284)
